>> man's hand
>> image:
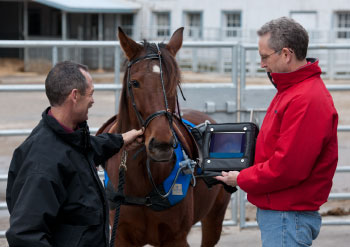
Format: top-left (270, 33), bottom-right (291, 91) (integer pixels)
top-left (122, 128), bottom-right (144, 151)
top-left (215, 171), bottom-right (240, 187)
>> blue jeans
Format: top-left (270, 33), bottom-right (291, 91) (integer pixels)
top-left (256, 208), bottom-right (321, 247)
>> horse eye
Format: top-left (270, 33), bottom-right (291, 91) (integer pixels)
top-left (131, 80), bottom-right (140, 88)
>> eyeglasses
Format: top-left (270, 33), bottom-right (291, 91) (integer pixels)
top-left (260, 48), bottom-right (294, 61)
top-left (260, 49), bottom-right (281, 61)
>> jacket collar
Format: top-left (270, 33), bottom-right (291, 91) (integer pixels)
top-left (42, 107), bottom-right (91, 152)
top-left (267, 58), bottom-right (321, 92)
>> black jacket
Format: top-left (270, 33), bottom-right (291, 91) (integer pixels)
top-left (6, 108), bottom-right (124, 247)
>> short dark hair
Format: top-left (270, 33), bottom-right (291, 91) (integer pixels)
top-left (257, 17), bottom-right (309, 60)
top-left (45, 61), bottom-right (89, 106)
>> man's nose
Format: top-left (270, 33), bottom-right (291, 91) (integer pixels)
top-left (260, 60), bottom-right (266, 68)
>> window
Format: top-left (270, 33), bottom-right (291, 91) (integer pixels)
top-left (154, 12), bottom-right (170, 37)
top-left (28, 9), bottom-right (41, 35)
top-left (184, 12), bottom-right (202, 39)
top-left (224, 12), bottom-right (241, 37)
top-left (290, 11), bottom-right (318, 41)
top-left (121, 14), bottom-right (134, 36)
top-left (336, 12), bottom-right (350, 39)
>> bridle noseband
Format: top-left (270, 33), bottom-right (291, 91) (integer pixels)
top-left (126, 43), bottom-right (178, 148)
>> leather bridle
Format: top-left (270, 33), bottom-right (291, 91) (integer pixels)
top-left (126, 43), bottom-right (178, 148)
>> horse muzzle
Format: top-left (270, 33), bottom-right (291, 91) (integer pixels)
top-left (147, 137), bottom-right (175, 162)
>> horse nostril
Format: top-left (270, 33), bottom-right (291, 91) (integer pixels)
top-left (149, 138), bottom-right (155, 151)
top-left (148, 137), bottom-right (173, 152)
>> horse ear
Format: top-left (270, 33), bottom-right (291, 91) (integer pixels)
top-left (166, 27), bottom-right (184, 57)
top-left (118, 27), bottom-right (143, 60)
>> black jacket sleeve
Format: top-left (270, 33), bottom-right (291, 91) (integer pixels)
top-left (90, 133), bottom-right (124, 166)
top-left (6, 173), bottom-right (66, 247)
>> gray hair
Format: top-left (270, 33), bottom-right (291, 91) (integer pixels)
top-left (45, 61), bottom-right (89, 106)
top-left (257, 17), bottom-right (309, 60)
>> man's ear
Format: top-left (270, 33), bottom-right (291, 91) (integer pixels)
top-left (70, 89), bottom-right (79, 102)
top-left (282, 47), bottom-right (292, 63)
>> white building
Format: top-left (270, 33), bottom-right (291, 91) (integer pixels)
top-left (0, 0), bottom-right (349, 75)
top-left (134, 0), bottom-right (350, 43)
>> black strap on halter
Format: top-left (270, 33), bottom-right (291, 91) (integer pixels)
top-left (126, 43), bottom-right (178, 147)
top-left (126, 54), bottom-right (158, 127)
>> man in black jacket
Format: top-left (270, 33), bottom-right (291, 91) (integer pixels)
top-left (6, 61), bottom-right (143, 247)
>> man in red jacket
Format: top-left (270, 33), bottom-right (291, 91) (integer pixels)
top-left (216, 17), bottom-right (338, 246)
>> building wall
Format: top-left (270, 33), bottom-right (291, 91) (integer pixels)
top-left (133, 0), bottom-right (350, 42)
top-left (1, 0), bottom-right (349, 74)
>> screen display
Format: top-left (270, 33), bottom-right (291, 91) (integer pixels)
top-left (209, 132), bottom-right (246, 158)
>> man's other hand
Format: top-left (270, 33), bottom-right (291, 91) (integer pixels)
top-left (215, 171), bottom-right (240, 187)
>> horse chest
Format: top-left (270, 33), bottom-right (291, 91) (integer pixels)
top-left (119, 200), bottom-right (194, 245)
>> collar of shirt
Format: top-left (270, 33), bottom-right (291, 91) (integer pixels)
top-left (48, 109), bottom-right (75, 133)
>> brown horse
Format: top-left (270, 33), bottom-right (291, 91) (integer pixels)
top-left (97, 27), bottom-right (231, 247)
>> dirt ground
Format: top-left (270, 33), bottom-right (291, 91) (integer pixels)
top-left (0, 60), bottom-right (349, 246)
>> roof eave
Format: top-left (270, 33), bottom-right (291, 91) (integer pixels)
top-left (34, 0), bottom-right (140, 13)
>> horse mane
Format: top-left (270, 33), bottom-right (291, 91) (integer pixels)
top-left (115, 39), bottom-right (182, 133)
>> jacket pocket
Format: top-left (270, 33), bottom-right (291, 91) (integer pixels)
top-left (59, 209), bottom-right (103, 226)
top-left (53, 210), bottom-right (104, 247)
top-left (53, 224), bottom-right (88, 247)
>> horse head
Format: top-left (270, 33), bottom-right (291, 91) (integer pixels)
top-left (117, 27), bottom-right (184, 162)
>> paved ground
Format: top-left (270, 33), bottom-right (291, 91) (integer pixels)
top-left (0, 71), bottom-right (349, 246)
top-left (187, 224), bottom-right (350, 247)
top-left (0, 223), bottom-right (349, 246)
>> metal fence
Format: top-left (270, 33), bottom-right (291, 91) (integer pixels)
top-left (0, 41), bottom-right (349, 239)
top-left (4, 38), bottom-right (350, 79)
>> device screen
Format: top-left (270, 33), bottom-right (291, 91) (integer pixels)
top-left (209, 132), bottom-right (246, 158)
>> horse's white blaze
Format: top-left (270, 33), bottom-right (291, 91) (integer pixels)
top-left (152, 65), bottom-right (160, 74)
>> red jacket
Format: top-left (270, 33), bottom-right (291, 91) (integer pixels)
top-left (237, 59), bottom-right (338, 211)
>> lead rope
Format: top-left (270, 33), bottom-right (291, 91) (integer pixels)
top-left (109, 149), bottom-right (128, 247)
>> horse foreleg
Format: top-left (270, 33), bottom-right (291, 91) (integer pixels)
top-left (200, 187), bottom-right (231, 247)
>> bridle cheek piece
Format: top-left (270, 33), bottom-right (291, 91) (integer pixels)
top-left (126, 43), bottom-right (178, 148)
